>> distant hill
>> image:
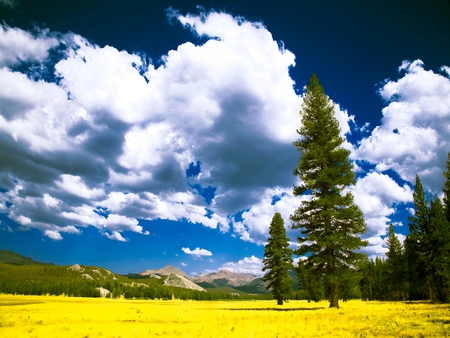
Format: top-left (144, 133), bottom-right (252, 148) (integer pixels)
top-left (234, 277), bottom-right (270, 294)
top-left (0, 250), bottom-right (48, 265)
top-left (139, 265), bottom-right (189, 278)
top-left (192, 269), bottom-right (257, 287)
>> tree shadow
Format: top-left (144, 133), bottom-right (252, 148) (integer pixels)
top-left (221, 307), bottom-right (325, 311)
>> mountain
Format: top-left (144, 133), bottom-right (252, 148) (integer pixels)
top-left (0, 250), bottom-right (49, 265)
top-left (139, 265), bottom-right (189, 278)
top-left (163, 274), bottom-right (206, 292)
top-left (234, 277), bottom-right (270, 294)
top-left (191, 269), bottom-right (257, 287)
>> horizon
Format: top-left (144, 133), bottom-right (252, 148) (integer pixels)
top-left (0, 0), bottom-right (449, 275)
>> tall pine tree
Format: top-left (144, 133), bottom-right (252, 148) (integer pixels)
top-left (291, 74), bottom-right (367, 308)
top-left (407, 174), bottom-right (450, 301)
top-left (406, 175), bottom-right (429, 299)
top-left (444, 152), bottom-right (450, 222)
top-left (262, 212), bottom-right (293, 305)
top-left (385, 223), bottom-right (407, 300)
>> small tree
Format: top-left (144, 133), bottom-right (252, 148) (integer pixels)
top-left (291, 74), bottom-right (367, 308)
top-left (262, 212), bottom-right (293, 305)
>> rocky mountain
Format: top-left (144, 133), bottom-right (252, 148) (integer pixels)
top-left (191, 269), bottom-right (257, 287)
top-left (163, 274), bottom-right (206, 292)
top-left (139, 265), bottom-right (189, 278)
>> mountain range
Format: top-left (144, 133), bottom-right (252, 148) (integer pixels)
top-left (0, 250), bottom-right (272, 295)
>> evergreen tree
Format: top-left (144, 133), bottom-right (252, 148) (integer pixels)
top-left (407, 174), bottom-right (450, 301)
top-left (262, 212), bottom-right (293, 305)
top-left (406, 175), bottom-right (429, 300)
top-left (297, 259), bottom-right (323, 302)
top-left (385, 224), bottom-right (407, 300)
top-left (290, 74), bottom-right (367, 308)
top-left (426, 196), bottom-right (450, 301)
top-left (444, 152), bottom-right (450, 222)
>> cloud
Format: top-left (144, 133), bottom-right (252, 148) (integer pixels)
top-left (0, 25), bottom-right (58, 67)
top-left (0, 10), bottom-right (304, 241)
top-left (182, 247), bottom-right (212, 257)
top-left (351, 172), bottom-right (413, 237)
top-left (349, 172), bottom-right (413, 257)
top-left (105, 231), bottom-right (128, 242)
top-left (220, 255), bottom-right (264, 276)
top-left (231, 186), bottom-right (307, 244)
top-left (0, 11), bottom-right (431, 259)
top-left (355, 59), bottom-right (450, 192)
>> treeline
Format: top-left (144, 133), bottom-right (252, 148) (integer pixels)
top-left (0, 263), bottom-right (245, 300)
top-left (360, 163), bottom-right (450, 302)
top-left (293, 154), bottom-right (450, 304)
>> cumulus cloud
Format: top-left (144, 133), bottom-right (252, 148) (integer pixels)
top-left (351, 172), bottom-right (413, 236)
top-left (0, 25), bottom-right (58, 67)
top-left (0, 10), bottom-right (305, 240)
top-left (356, 59), bottom-right (450, 192)
top-left (349, 172), bottom-right (413, 257)
top-left (220, 255), bottom-right (264, 276)
top-left (0, 9), bottom-right (433, 259)
top-left (231, 186), bottom-right (307, 244)
top-left (182, 247), bottom-right (212, 257)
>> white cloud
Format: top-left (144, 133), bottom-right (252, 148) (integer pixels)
top-left (182, 247), bottom-right (212, 257)
top-left (105, 231), bottom-right (128, 242)
top-left (44, 229), bottom-right (63, 241)
top-left (220, 255), bottom-right (264, 276)
top-left (350, 172), bottom-right (413, 257)
top-left (351, 172), bottom-right (413, 237)
top-left (1, 11), bottom-right (424, 257)
top-left (232, 186), bottom-right (308, 244)
top-left (57, 175), bottom-right (104, 200)
top-left (0, 25), bottom-right (58, 67)
top-left (356, 59), bottom-right (450, 192)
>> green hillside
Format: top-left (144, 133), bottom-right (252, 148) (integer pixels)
top-left (0, 250), bottom-right (47, 265)
top-left (0, 251), bottom-right (245, 301)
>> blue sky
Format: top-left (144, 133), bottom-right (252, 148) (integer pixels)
top-left (0, 0), bottom-right (449, 275)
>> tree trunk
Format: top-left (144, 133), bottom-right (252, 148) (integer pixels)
top-left (277, 296), bottom-right (283, 305)
top-left (329, 282), bottom-right (339, 308)
top-left (429, 284), bottom-right (436, 301)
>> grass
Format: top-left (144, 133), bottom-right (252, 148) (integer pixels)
top-left (0, 295), bottom-right (449, 337)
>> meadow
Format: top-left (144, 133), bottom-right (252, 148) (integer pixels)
top-left (0, 295), bottom-right (449, 337)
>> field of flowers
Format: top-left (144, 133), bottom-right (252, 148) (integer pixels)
top-left (0, 294), bottom-right (449, 337)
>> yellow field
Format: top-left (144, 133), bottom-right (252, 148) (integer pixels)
top-left (0, 295), bottom-right (449, 337)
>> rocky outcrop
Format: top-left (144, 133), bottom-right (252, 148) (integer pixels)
top-left (139, 265), bottom-right (189, 278)
top-left (163, 274), bottom-right (206, 292)
top-left (81, 273), bottom-right (94, 280)
top-left (96, 287), bottom-right (110, 297)
top-left (67, 264), bottom-right (84, 272)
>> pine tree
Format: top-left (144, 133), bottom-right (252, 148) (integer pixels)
top-left (426, 196), bottom-right (450, 301)
top-left (406, 174), bottom-right (450, 301)
top-left (406, 175), bottom-right (429, 299)
top-left (443, 152), bottom-right (450, 222)
top-left (385, 224), bottom-right (407, 300)
top-left (262, 212), bottom-right (293, 305)
top-left (297, 259), bottom-right (323, 302)
top-left (290, 74), bottom-right (367, 308)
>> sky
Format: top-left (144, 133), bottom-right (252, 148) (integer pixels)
top-left (0, 0), bottom-right (449, 276)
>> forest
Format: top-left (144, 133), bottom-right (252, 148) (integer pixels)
top-left (0, 261), bottom-right (275, 300)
